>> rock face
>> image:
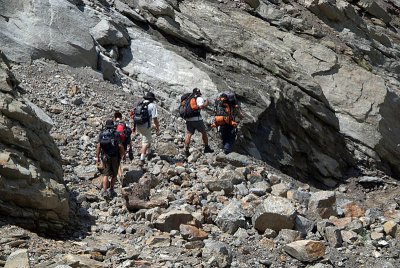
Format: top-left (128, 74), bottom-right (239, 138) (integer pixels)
top-left (114, 0), bottom-right (400, 184)
top-left (0, 52), bottom-right (69, 232)
top-left (1, 0), bottom-right (400, 184)
top-left (0, 0), bottom-right (97, 68)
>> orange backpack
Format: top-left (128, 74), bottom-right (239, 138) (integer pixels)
top-left (211, 93), bottom-right (238, 127)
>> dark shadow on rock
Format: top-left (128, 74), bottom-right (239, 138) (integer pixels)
top-left (0, 186), bottom-right (96, 241)
top-left (377, 90), bottom-right (400, 180)
top-left (236, 90), bottom-right (356, 190)
top-left (123, 169), bottom-right (145, 186)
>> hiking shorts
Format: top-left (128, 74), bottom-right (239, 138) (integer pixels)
top-left (186, 120), bottom-right (206, 135)
top-left (137, 124), bottom-right (152, 146)
top-left (102, 156), bottom-right (120, 177)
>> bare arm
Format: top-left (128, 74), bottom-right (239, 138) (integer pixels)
top-left (153, 117), bottom-right (160, 135)
top-left (119, 143), bottom-right (125, 159)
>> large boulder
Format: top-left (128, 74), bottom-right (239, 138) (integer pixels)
top-left (0, 0), bottom-right (97, 68)
top-left (0, 51), bottom-right (69, 233)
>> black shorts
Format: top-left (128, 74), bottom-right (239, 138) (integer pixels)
top-left (186, 120), bottom-right (206, 134)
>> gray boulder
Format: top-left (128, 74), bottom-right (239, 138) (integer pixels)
top-left (215, 199), bottom-right (246, 234)
top-left (0, 52), bottom-right (69, 232)
top-left (253, 195), bottom-right (296, 232)
top-left (202, 240), bottom-right (232, 268)
top-left (0, 0), bottom-right (96, 68)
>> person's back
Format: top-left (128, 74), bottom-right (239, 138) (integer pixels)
top-left (182, 88), bottom-right (213, 157)
top-left (133, 92), bottom-right (160, 166)
top-left (96, 119), bottom-right (124, 199)
top-left (212, 91), bottom-right (243, 154)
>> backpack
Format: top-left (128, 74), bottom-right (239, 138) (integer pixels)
top-left (134, 101), bottom-right (150, 126)
top-left (99, 129), bottom-right (119, 157)
top-left (116, 122), bottom-right (132, 145)
top-left (179, 93), bottom-right (200, 119)
top-left (212, 92), bottom-right (238, 127)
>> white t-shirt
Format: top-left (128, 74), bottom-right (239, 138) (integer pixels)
top-left (137, 100), bottom-right (157, 127)
top-left (186, 97), bottom-right (204, 122)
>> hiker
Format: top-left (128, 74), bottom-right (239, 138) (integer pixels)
top-left (211, 91), bottom-right (244, 154)
top-left (180, 88), bottom-right (214, 157)
top-left (132, 92), bottom-right (160, 166)
top-left (114, 111), bottom-right (133, 177)
top-left (96, 119), bottom-right (125, 199)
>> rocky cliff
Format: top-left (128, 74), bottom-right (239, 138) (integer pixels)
top-left (0, 52), bottom-right (69, 232)
top-left (3, 0), bottom-right (399, 184)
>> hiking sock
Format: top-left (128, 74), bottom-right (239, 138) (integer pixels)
top-left (140, 154), bottom-right (145, 161)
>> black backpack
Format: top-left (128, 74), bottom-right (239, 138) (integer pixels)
top-left (179, 93), bottom-right (200, 119)
top-left (134, 101), bottom-right (150, 126)
top-left (99, 129), bottom-right (119, 157)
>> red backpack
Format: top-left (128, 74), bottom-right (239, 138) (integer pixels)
top-left (116, 122), bottom-right (127, 142)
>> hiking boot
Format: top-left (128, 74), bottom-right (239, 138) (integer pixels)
top-left (204, 145), bottom-right (214, 154)
top-left (185, 148), bottom-right (190, 157)
top-left (100, 189), bottom-right (109, 200)
top-left (107, 188), bottom-right (117, 198)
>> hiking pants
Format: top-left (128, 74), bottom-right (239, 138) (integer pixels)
top-left (220, 125), bottom-right (236, 154)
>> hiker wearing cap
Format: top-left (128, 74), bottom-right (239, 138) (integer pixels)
top-left (180, 88), bottom-right (214, 157)
top-left (96, 119), bottom-right (125, 199)
top-left (132, 92), bottom-right (160, 166)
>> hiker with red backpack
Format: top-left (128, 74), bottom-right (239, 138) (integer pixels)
top-left (211, 92), bottom-right (244, 154)
top-left (114, 111), bottom-right (133, 177)
top-left (179, 88), bottom-right (214, 157)
top-left (96, 119), bottom-right (125, 199)
top-left (132, 92), bottom-right (160, 166)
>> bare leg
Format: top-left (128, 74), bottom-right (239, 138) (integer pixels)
top-left (102, 176), bottom-right (109, 191)
top-left (201, 130), bottom-right (209, 146)
top-left (184, 132), bottom-right (193, 148)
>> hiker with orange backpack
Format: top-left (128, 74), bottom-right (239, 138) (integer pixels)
top-left (179, 88), bottom-right (214, 157)
top-left (211, 92), bottom-right (243, 154)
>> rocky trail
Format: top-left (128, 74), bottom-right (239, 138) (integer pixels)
top-left (1, 0), bottom-right (400, 267)
top-left (0, 59), bottom-right (399, 268)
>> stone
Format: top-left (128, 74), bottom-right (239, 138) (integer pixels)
top-left (202, 240), bottom-right (232, 268)
top-left (341, 202), bottom-right (365, 218)
top-left (155, 210), bottom-right (200, 232)
top-left (90, 19), bottom-right (130, 47)
top-left (0, 0), bottom-right (96, 67)
top-left (215, 199), bottom-right (246, 234)
top-left (324, 226), bottom-right (343, 248)
top-left (271, 182), bottom-right (291, 197)
top-left (4, 249), bottom-right (29, 268)
top-left (308, 191), bottom-right (337, 219)
top-left (383, 220), bottom-right (398, 236)
top-left (62, 254), bottom-right (108, 268)
top-left (146, 234), bottom-right (171, 247)
top-left (253, 195), bottom-right (296, 232)
top-left (295, 215), bottom-right (315, 237)
top-left (179, 224), bottom-right (208, 241)
top-left (283, 240), bottom-right (326, 262)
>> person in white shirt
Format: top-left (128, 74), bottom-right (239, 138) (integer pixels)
top-left (132, 92), bottom-right (160, 166)
top-left (184, 88), bottom-right (214, 157)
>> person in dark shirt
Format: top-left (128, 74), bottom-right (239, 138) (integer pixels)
top-left (96, 119), bottom-right (124, 199)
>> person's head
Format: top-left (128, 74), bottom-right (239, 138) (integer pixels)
top-left (114, 111), bottom-right (122, 121)
top-left (193, 88), bottom-right (201, 96)
top-left (105, 119), bottom-right (115, 129)
top-left (143, 92), bottom-right (157, 102)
